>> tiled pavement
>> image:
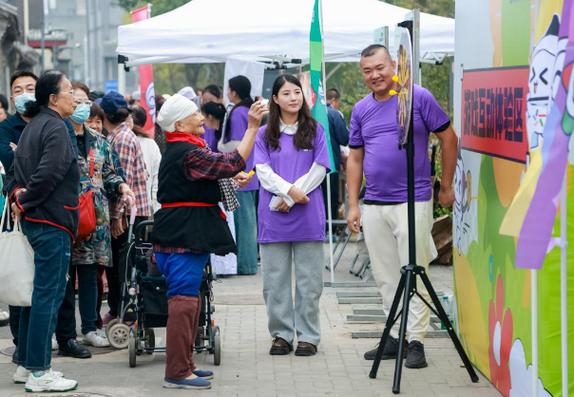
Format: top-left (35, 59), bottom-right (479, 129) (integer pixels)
top-left (0, 242), bottom-right (499, 396)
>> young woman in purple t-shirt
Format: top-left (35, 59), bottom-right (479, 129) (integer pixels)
top-left (220, 75), bottom-right (259, 275)
top-left (254, 75), bottom-right (330, 357)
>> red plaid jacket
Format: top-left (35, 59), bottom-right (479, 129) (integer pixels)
top-left (107, 122), bottom-right (151, 218)
top-left (154, 147), bottom-right (245, 254)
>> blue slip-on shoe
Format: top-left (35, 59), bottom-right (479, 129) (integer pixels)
top-left (192, 369), bottom-right (214, 380)
top-left (164, 377), bottom-right (211, 390)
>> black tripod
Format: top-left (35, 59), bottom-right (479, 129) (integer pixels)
top-left (368, 20), bottom-right (479, 394)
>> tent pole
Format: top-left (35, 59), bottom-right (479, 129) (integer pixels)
top-left (118, 64), bottom-right (126, 95)
top-left (319, 0), bottom-right (335, 284)
top-left (560, 172), bottom-right (568, 397)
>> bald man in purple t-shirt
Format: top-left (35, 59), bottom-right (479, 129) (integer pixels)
top-left (346, 45), bottom-right (458, 369)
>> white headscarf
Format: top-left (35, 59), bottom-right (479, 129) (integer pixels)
top-left (156, 93), bottom-right (199, 132)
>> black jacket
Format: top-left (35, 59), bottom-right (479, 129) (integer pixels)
top-left (327, 105), bottom-right (349, 170)
top-left (5, 107), bottom-right (80, 239)
top-left (151, 141), bottom-right (236, 255)
top-left (0, 113), bottom-right (27, 171)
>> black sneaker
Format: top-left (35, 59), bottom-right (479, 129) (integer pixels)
top-left (58, 338), bottom-right (92, 359)
top-left (405, 340), bottom-right (428, 368)
top-left (364, 335), bottom-right (408, 360)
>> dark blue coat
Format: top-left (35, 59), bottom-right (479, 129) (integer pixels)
top-left (0, 113), bottom-right (27, 171)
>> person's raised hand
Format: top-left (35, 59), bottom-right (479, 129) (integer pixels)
top-left (247, 100), bottom-right (269, 129)
top-left (119, 183), bottom-right (135, 202)
top-left (233, 171), bottom-right (253, 188)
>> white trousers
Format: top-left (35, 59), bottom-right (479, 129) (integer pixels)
top-left (362, 201), bottom-right (437, 342)
top-left (211, 209), bottom-right (237, 275)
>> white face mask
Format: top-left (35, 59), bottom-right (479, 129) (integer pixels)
top-left (15, 92), bottom-right (36, 114)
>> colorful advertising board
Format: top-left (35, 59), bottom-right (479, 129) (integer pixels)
top-left (453, 1), bottom-right (574, 395)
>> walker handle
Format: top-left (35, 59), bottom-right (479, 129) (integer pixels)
top-left (127, 196), bottom-right (137, 226)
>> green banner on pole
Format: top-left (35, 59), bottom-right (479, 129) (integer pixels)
top-left (310, 0), bottom-right (336, 172)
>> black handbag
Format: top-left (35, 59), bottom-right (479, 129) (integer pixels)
top-left (140, 276), bottom-right (168, 328)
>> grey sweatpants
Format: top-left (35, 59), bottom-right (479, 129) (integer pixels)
top-left (260, 242), bottom-right (324, 346)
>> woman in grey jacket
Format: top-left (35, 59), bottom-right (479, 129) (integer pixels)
top-left (6, 71), bottom-right (80, 393)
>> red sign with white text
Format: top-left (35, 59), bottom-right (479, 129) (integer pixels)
top-left (131, 5), bottom-right (156, 135)
top-left (461, 67), bottom-right (529, 163)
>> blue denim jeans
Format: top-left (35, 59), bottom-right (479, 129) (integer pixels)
top-left (234, 190), bottom-right (258, 275)
top-left (19, 221), bottom-right (71, 371)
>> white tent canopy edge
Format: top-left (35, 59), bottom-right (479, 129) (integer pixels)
top-left (116, 0), bottom-right (454, 66)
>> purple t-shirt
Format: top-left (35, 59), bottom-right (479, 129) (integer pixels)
top-left (349, 85), bottom-right (449, 202)
top-left (228, 106), bottom-right (259, 191)
top-left (254, 124), bottom-right (331, 243)
top-left (203, 126), bottom-right (219, 152)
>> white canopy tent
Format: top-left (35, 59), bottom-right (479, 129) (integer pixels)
top-left (116, 0), bottom-right (454, 66)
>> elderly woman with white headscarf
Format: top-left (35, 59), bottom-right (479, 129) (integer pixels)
top-left (152, 93), bottom-right (267, 390)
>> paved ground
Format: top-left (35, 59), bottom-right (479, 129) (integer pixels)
top-left (0, 241), bottom-right (499, 397)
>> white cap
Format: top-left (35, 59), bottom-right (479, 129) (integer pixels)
top-left (177, 86), bottom-right (197, 100)
top-left (131, 90), bottom-right (141, 101)
top-left (156, 94), bottom-right (199, 132)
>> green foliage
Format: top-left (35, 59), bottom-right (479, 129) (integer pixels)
top-left (118, 0), bottom-right (224, 94)
top-left (118, 0), bottom-right (189, 15)
top-left (325, 63), bottom-right (369, 120)
top-left (153, 63), bottom-right (225, 96)
top-left (383, 0), bottom-right (454, 18)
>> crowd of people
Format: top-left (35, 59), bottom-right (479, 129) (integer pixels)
top-left (0, 43), bottom-right (456, 392)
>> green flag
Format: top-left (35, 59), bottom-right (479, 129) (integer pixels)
top-left (310, 0), bottom-right (336, 172)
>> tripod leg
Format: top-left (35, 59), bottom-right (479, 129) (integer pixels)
top-left (369, 272), bottom-right (407, 379)
top-left (418, 270), bottom-right (479, 383)
top-left (392, 268), bottom-right (414, 394)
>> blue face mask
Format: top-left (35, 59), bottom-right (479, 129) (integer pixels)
top-left (70, 104), bottom-right (91, 124)
top-left (14, 93), bottom-right (36, 114)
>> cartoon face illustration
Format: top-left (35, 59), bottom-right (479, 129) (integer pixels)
top-left (526, 14), bottom-right (560, 150)
top-left (454, 152), bottom-right (474, 254)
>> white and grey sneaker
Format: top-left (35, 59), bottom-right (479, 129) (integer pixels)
top-left (83, 330), bottom-right (110, 347)
top-left (24, 370), bottom-right (76, 393)
top-left (13, 366), bottom-right (63, 384)
top-left (95, 328), bottom-right (107, 338)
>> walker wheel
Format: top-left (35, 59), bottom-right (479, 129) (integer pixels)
top-left (108, 323), bottom-right (130, 349)
top-left (104, 318), bottom-right (120, 340)
top-left (213, 326), bottom-right (221, 366)
top-left (128, 328), bottom-right (137, 368)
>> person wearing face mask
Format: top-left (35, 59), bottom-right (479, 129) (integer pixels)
top-left (54, 82), bottom-right (134, 357)
top-left (5, 70), bottom-right (80, 393)
top-left (0, 71), bottom-right (38, 175)
top-left (0, 70), bottom-right (38, 365)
